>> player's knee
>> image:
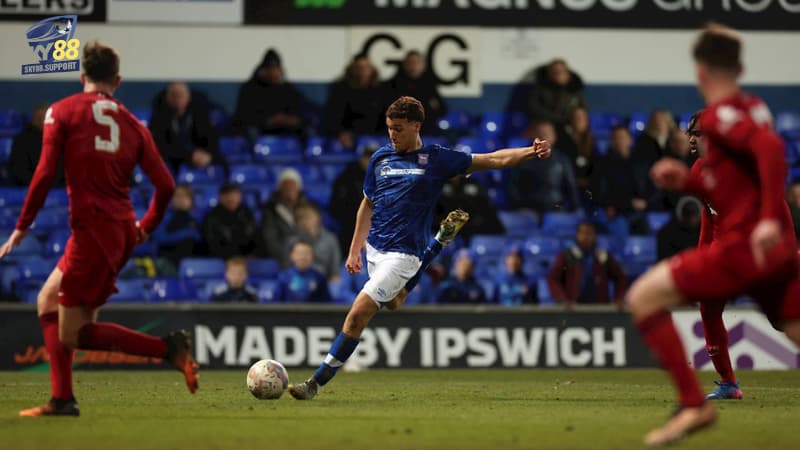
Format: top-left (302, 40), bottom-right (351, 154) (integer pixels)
top-left (36, 286), bottom-right (59, 315)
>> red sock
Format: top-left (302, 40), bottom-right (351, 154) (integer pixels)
top-left (77, 322), bottom-right (167, 358)
top-left (699, 302), bottom-right (736, 383)
top-left (40, 312), bottom-right (74, 400)
top-left (636, 310), bottom-right (705, 407)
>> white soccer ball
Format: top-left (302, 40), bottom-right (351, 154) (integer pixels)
top-left (246, 359), bottom-right (289, 400)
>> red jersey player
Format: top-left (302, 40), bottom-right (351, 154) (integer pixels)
top-left (0, 41), bottom-right (199, 417)
top-left (627, 24), bottom-right (800, 446)
top-left (686, 112), bottom-right (743, 400)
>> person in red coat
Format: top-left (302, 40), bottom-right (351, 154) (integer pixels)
top-left (547, 221), bottom-right (628, 309)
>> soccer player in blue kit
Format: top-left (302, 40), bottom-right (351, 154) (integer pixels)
top-left (289, 96), bottom-right (551, 399)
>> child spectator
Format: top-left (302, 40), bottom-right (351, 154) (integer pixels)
top-left (153, 184), bottom-right (201, 268)
top-left (435, 250), bottom-right (487, 304)
top-left (277, 240), bottom-right (331, 302)
top-left (492, 246), bottom-right (536, 306)
top-left (211, 257), bottom-right (258, 303)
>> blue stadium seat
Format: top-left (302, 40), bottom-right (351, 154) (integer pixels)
top-left (133, 239), bottom-right (158, 257)
top-left (247, 258), bottom-right (279, 279)
top-left (421, 135), bottom-right (449, 148)
top-left (130, 108), bottom-right (151, 126)
top-left (16, 256), bottom-right (53, 284)
top-left (0, 137), bottom-right (12, 163)
top-left (621, 260), bottom-right (651, 278)
top-left (454, 137), bottom-right (494, 155)
top-left (177, 164), bottom-right (227, 185)
top-left (258, 280), bottom-right (280, 303)
top-left (595, 137), bottom-right (611, 156)
top-left (405, 274), bottom-right (433, 305)
top-left (0, 231), bottom-right (41, 257)
top-left (776, 111), bottom-right (800, 133)
top-left (253, 136), bottom-right (303, 164)
top-left (478, 278), bottom-right (495, 302)
top-left (0, 187), bottom-right (27, 208)
top-left (623, 236), bottom-right (657, 263)
top-left (148, 278), bottom-right (198, 302)
top-left (498, 211), bottom-right (539, 238)
top-left (588, 112), bottom-right (623, 137)
top-left (197, 279), bottom-right (226, 302)
top-left (30, 208), bottom-right (68, 234)
top-left (540, 212), bottom-right (583, 238)
top-left (219, 136), bottom-right (252, 164)
top-left (537, 278), bottom-right (555, 305)
top-left (43, 189), bottom-right (69, 208)
top-left (0, 110), bottom-right (23, 137)
top-left (479, 112), bottom-right (507, 139)
top-left (523, 236), bottom-right (562, 269)
top-left (628, 111), bottom-right (649, 135)
top-left (646, 212), bottom-right (671, 233)
top-left (230, 164), bottom-right (272, 185)
top-left (506, 137), bottom-right (532, 149)
top-left (209, 107), bottom-right (229, 131)
top-left (437, 111), bottom-right (471, 134)
top-left (43, 230), bottom-right (70, 258)
top-left (470, 235), bottom-right (508, 261)
top-left (305, 137), bottom-right (356, 164)
top-left (318, 164), bottom-right (345, 182)
top-left (356, 135), bottom-right (388, 152)
top-left (179, 258), bottom-right (226, 280)
top-left (109, 279), bottom-right (149, 302)
top-left (305, 181), bottom-right (332, 207)
top-left (192, 185), bottom-right (219, 212)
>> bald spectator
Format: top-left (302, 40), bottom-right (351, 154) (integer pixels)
top-left (149, 81), bottom-right (222, 173)
top-left (9, 103), bottom-right (64, 186)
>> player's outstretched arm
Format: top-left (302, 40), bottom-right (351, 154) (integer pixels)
top-left (345, 196), bottom-right (374, 275)
top-left (467, 139), bottom-right (550, 173)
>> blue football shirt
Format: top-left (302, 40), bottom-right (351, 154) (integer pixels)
top-left (363, 144), bottom-right (473, 258)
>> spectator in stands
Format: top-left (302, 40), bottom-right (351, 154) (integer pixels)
top-left (149, 81), bottom-right (223, 174)
top-left (648, 128), bottom-right (700, 213)
top-left (211, 257), bottom-right (258, 303)
top-left (294, 202), bottom-right (341, 281)
top-left (526, 59), bottom-right (585, 128)
top-left (202, 183), bottom-right (259, 259)
top-left (323, 54), bottom-right (386, 149)
top-left (559, 106), bottom-right (596, 193)
top-left (786, 183), bottom-right (800, 240)
top-left (153, 184), bottom-right (201, 268)
top-left (492, 246), bottom-right (536, 306)
top-left (592, 125), bottom-right (648, 230)
top-left (435, 250), bottom-right (487, 304)
top-left (277, 239), bottom-right (331, 302)
top-left (438, 176), bottom-right (505, 241)
top-left (657, 197), bottom-right (702, 261)
top-left (547, 222), bottom-right (627, 309)
top-left (384, 50), bottom-right (446, 133)
top-left (330, 142), bottom-right (378, 254)
top-left (9, 103), bottom-right (64, 186)
top-left (633, 109), bottom-right (677, 197)
top-left (261, 168), bottom-right (307, 266)
top-left (506, 120), bottom-right (579, 213)
top-left (230, 48), bottom-right (306, 139)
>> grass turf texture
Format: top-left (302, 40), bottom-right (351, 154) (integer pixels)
top-left (1, 369), bottom-right (798, 450)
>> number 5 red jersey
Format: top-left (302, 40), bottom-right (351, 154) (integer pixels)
top-left (17, 91), bottom-right (175, 234)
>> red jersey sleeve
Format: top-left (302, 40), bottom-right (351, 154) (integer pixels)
top-left (137, 127), bottom-right (176, 234)
top-left (16, 104), bottom-right (64, 231)
top-left (700, 102), bottom-right (786, 221)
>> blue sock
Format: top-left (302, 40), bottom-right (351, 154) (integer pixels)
top-left (312, 332), bottom-right (360, 386)
top-left (404, 238), bottom-right (443, 293)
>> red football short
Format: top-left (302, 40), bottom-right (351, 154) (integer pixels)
top-left (57, 219), bottom-right (138, 310)
top-left (670, 238), bottom-right (800, 328)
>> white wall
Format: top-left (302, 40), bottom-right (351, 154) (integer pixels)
top-left (1, 23), bottom-right (798, 89)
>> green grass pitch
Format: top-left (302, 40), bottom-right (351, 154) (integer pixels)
top-left (1, 369), bottom-right (798, 450)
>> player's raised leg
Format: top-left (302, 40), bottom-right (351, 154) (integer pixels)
top-left (19, 267), bottom-right (80, 417)
top-left (627, 262), bottom-right (717, 446)
top-left (699, 302), bottom-right (742, 400)
top-left (289, 292), bottom-right (378, 400)
top-left (387, 209), bottom-right (470, 310)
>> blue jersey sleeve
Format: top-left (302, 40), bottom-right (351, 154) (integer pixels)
top-left (362, 153), bottom-right (378, 201)
top-left (435, 147), bottom-right (473, 179)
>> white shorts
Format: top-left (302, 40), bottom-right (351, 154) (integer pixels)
top-left (361, 243), bottom-right (422, 306)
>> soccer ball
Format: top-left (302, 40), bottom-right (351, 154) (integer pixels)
top-left (246, 359), bottom-right (289, 400)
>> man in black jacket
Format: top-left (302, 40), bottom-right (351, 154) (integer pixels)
top-left (9, 103), bottom-right (64, 186)
top-left (384, 50), bottom-right (446, 134)
top-left (202, 183), bottom-right (259, 259)
top-left (329, 142), bottom-right (377, 255)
